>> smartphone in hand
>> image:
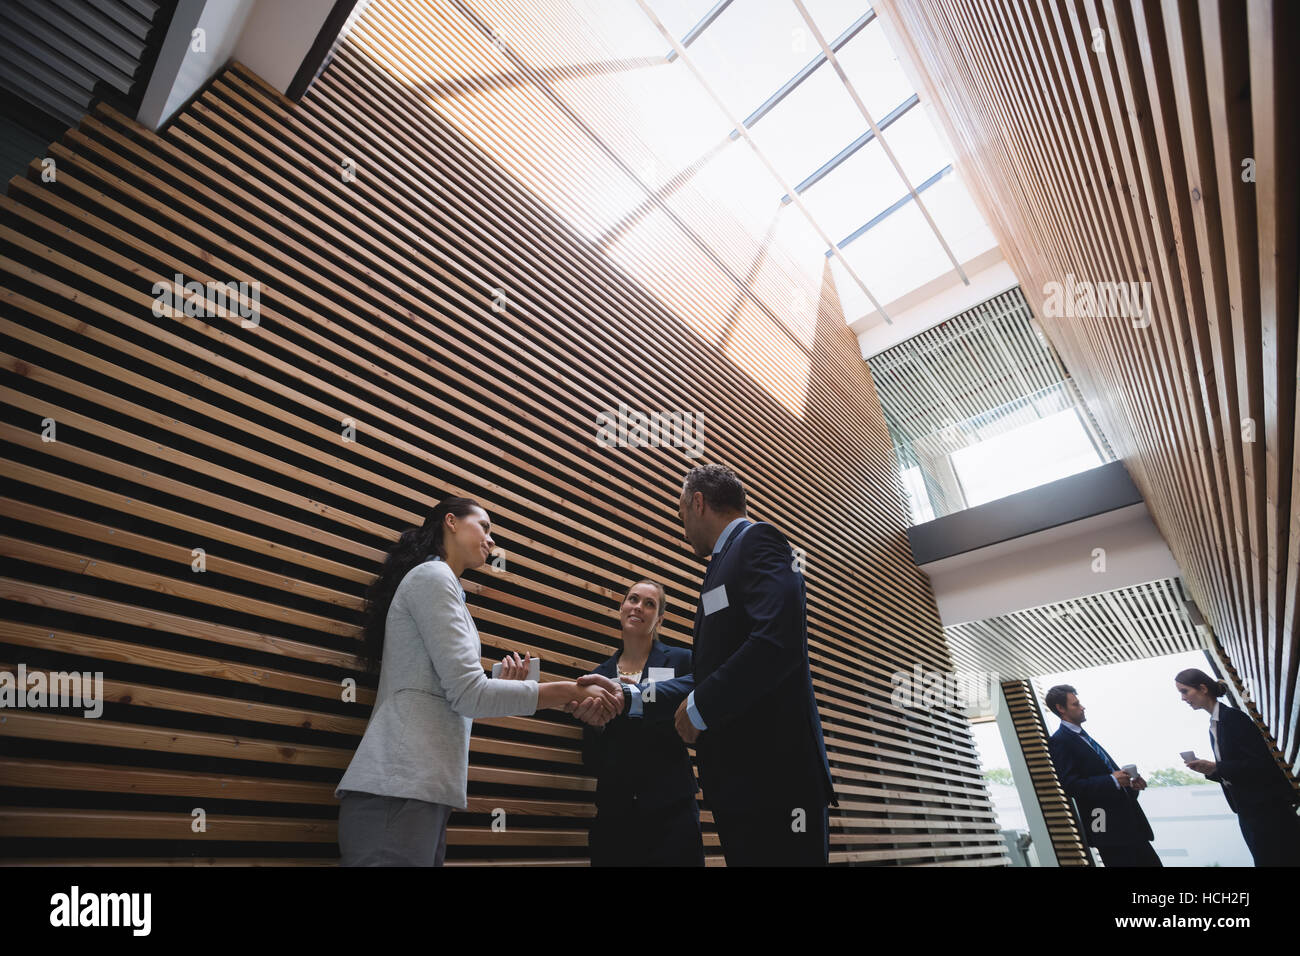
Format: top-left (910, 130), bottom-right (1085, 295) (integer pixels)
top-left (492, 656), bottom-right (541, 680)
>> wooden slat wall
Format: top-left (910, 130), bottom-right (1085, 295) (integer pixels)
top-left (0, 0), bottom-right (1006, 864)
top-left (1001, 679), bottom-right (1092, 866)
top-left (879, 0), bottom-right (1299, 773)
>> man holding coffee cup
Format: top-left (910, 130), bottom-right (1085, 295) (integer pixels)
top-left (1045, 684), bottom-right (1160, 867)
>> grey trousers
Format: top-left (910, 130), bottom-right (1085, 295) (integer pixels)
top-left (338, 790), bottom-right (453, 866)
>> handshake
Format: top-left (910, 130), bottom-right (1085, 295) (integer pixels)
top-left (561, 673), bottom-right (701, 744)
top-left (562, 673), bottom-right (627, 728)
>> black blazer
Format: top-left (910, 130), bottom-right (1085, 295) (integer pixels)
top-left (1048, 724), bottom-right (1153, 848)
top-left (1206, 703), bottom-right (1299, 814)
top-left (637, 520), bottom-right (837, 813)
top-left (581, 640), bottom-right (698, 812)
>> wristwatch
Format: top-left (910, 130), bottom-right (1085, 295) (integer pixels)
top-left (620, 682), bottom-right (633, 716)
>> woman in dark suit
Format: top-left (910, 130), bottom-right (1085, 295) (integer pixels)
top-left (576, 579), bottom-right (704, 866)
top-left (1176, 667), bottom-right (1300, 866)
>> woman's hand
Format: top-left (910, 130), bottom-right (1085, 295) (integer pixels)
top-left (536, 679), bottom-right (620, 717)
top-left (497, 651), bottom-right (531, 680)
top-left (572, 682), bottom-right (621, 725)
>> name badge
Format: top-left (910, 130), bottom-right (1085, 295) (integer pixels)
top-left (701, 585), bottom-right (729, 616)
top-left (647, 667), bottom-right (675, 682)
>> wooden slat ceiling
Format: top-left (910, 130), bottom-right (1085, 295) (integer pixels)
top-left (866, 285), bottom-right (1112, 518)
top-left (946, 578), bottom-right (1207, 687)
top-left (868, 287), bottom-right (1099, 448)
top-left (879, 0), bottom-right (1298, 772)
top-left (0, 0), bottom-right (1007, 864)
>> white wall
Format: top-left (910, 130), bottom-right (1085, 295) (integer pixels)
top-left (138, 0), bottom-right (339, 130)
top-left (921, 503), bottom-right (1182, 626)
top-left (233, 0), bottom-right (338, 93)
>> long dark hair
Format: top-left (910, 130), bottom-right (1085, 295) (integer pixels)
top-left (1175, 667), bottom-right (1228, 698)
top-left (361, 497), bottom-right (481, 674)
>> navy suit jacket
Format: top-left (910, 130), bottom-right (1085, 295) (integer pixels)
top-left (1206, 704), bottom-right (1299, 814)
top-left (636, 519), bottom-right (837, 812)
top-left (581, 640), bottom-right (698, 811)
top-left (1048, 724), bottom-right (1153, 848)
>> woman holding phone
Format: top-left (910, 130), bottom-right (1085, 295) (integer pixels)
top-left (576, 579), bottom-right (704, 866)
top-left (335, 497), bottom-right (620, 866)
top-left (1175, 667), bottom-right (1300, 866)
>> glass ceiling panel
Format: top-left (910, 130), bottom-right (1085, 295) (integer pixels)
top-left (507, 1), bottom-right (996, 325)
top-left (746, 56), bottom-right (867, 190)
top-left (840, 201), bottom-right (951, 304)
top-left (798, 0), bottom-right (873, 44)
top-left (566, 2), bottom-right (737, 183)
top-left (662, 135), bottom-right (791, 278)
top-left (653, 0), bottom-right (724, 42)
top-left (832, 19), bottom-right (915, 122)
top-left (828, 251), bottom-right (874, 320)
top-left (920, 173), bottom-right (999, 263)
top-left (686, 0), bottom-right (819, 123)
top-left (770, 196), bottom-right (835, 266)
top-left (797, 136), bottom-right (908, 243)
top-left (877, 104), bottom-right (951, 190)
top-left (575, 0), bottom-right (682, 55)
top-left (548, 67), bottom-right (729, 197)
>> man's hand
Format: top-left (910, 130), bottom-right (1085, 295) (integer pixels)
top-left (568, 673), bottom-right (625, 726)
top-left (674, 698), bottom-right (699, 744)
top-left (1132, 774), bottom-right (1147, 791)
top-left (1112, 769), bottom-right (1132, 788)
top-left (1185, 758), bottom-right (1216, 775)
top-left (570, 695), bottom-right (614, 727)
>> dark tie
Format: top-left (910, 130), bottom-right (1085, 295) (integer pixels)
top-left (1080, 730), bottom-right (1118, 771)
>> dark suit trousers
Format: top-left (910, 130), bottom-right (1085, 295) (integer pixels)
top-left (1097, 841), bottom-right (1162, 867)
top-left (588, 796), bottom-right (704, 866)
top-left (711, 799), bottom-right (829, 866)
top-left (1238, 802), bottom-right (1300, 866)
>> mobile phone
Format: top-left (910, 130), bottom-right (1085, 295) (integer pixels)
top-left (492, 656), bottom-right (540, 680)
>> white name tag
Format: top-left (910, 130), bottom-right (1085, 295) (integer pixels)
top-left (701, 585), bottom-right (729, 616)
top-left (647, 667), bottom-right (675, 682)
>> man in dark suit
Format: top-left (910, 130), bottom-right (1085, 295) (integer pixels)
top-left (1045, 684), bottom-right (1161, 867)
top-left (627, 464), bottom-right (837, 865)
top-left (575, 465), bottom-right (836, 863)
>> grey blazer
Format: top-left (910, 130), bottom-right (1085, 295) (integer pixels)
top-left (335, 558), bottom-right (539, 809)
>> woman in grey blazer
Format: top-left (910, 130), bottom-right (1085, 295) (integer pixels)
top-left (336, 497), bottom-right (621, 865)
